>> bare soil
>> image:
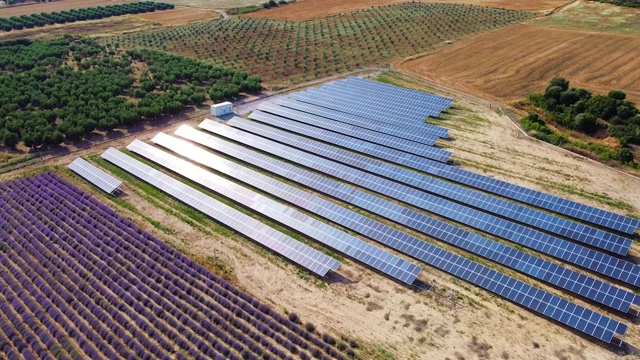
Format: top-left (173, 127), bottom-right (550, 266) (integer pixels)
top-left (245, 0), bottom-right (568, 21)
top-left (0, 0), bottom-right (137, 18)
top-left (398, 23), bottom-right (640, 104)
top-left (132, 7), bottom-right (220, 25)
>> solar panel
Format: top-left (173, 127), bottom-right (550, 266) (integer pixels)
top-left (249, 109), bottom-right (452, 163)
top-left (99, 147), bottom-right (341, 277)
top-left (331, 80), bottom-right (452, 111)
top-left (194, 121), bottom-right (640, 287)
top-left (156, 131), bottom-right (640, 313)
top-left (275, 98), bottom-right (437, 146)
top-left (342, 77), bottom-right (453, 109)
top-left (257, 103), bottom-right (440, 151)
top-left (310, 83), bottom-right (446, 119)
top-left (124, 140), bottom-right (422, 286)
top-left (67, 157), bottom-right (122, 194)
top-left (225, 117), bottom-right (632, 255)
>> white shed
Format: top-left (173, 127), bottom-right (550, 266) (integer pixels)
top-left (211, 102), bottom-right (233, 117)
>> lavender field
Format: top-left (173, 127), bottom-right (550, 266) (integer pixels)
top-left (0, 173), bottom-right (353, 360)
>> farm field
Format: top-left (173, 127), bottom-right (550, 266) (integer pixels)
top-left (245, 0), bottom-right (568, 21)
top-left (0, 0), bottom-right (137, 18)
top-left (109, 3), bottom-right (535, 86)
top-left (534, 0), bottom-right (640, 35)
top-left (398, 23), bottom-right (640, 104)
top-left (132, 7), bottom-right (220, 26)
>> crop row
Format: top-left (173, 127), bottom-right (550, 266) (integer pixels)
top-left (0, 2), bottom-right (175, 32)
top-left (108, 3), bottom-right (534, 84)
top-left (0, 173), bottom-right (354, 360)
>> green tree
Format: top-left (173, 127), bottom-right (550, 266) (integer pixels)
top-left (608, 90), bottom-right (626, 101)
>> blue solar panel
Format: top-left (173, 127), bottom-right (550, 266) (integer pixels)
top-left (195, 120), bottom-right (640, 288)
top-left (275, 98), bottom-right (438, 146)
top-left (342, 77), bottom-right (453, 110)
top-left (249, 109), bottom-right (451, 163)
top-left (125, 140), bottom-right (422, 286)
top-left (225, 117), bottom-right (632, 256)
top-left (290, 92), bottom-right (449, 138)
top-left (160, 130), bottom-right (639, 313)
top-left (99, 148), bottom-right (341, 277)
top-left (257, 102), bottom-right (439, 150)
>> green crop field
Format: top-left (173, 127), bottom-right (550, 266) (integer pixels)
top-left (107, 3), bottom-right (534, 85)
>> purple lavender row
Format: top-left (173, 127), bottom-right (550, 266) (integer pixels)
top-left (36, 173), bottom-right (346, 358)
top-left (7, 181), bottom-right (233, 359)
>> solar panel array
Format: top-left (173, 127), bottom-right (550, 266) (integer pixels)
top-left (157, 130), bottom-right (640, 313)
top-left (67, 157), bottom-right (122, 194)
top-left (342, 77), bottom-right (453, 110)
top-left (275, 98), bottom-right (438, 146)
top-left (279, 88), bottom-right (640, 235)
top-left (154, 132), bottom-right (629, 343)
top-left (248, 110), bottom-right (452, 163)
top-left (223, 117), bottom-right (633, 256)
top-left (100, 147), bottom-right (341, 277)
top-left (195, 120), bottom-right (640, 287)
top-left (257, 102), bottom-right (439, 150)
top-left (125, 140), bottom-right (422, 286)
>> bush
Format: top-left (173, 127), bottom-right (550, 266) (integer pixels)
top-left (288, 312), bottom-right (300, 324)
top-left (304, 322), bottom-right (315, 332)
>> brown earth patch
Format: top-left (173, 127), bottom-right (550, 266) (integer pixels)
top-left (132, 7), bottom-right (220, 25)
top-left (398, 23), bottom-right (640, 104)
top-left (244, 0), bottom-right (568, 21)
top-left (0, 0), bottom-right (137, 18)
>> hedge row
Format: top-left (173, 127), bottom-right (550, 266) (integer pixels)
top-left (0, 2), bottom-right (174, 32)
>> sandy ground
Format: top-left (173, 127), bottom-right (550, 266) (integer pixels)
top-left (398, 22), bottom-right (640, 104)
top-left (0, 0), bottom-right (136, 18)
top-left (245, 0), bottom-right (568, 21)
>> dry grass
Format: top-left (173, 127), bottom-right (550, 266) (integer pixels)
top-left (0, 0), bottom-right (137, 18)
top-left (399, 23), bottom-right (640, 103)
top-left (132, 7), bottom-right (220, 25)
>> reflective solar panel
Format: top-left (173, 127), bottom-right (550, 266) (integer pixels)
top-left (342, 77), bottom-right (453, 110)
top-left (124, 140), bottom-right (421, 286)
top-left (225, 117), bottom-right (632, 255)
top-left (257, 102), bottom-right (440, 151)
top-left (156, 131), bottom-right (640, 313)
top-left (195, 121), bottom-right (640, 287)
top-left (290, 92), bottom-right (449, 138)
top-left (68, 157), bottom-right (122, 194)
top-left (276, 98), bottom-right (439, 146)
top-left (249, 109), bottom-right (452, 163)
top-left (99, 147), bottom-right (341, 277)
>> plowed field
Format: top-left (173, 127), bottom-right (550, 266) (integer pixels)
top-left (245, 0), bottom-right (567, 21)
top-left (399, 23), bottom-right (640, 103)
top-left (0, 0), bottom-right (136, 18)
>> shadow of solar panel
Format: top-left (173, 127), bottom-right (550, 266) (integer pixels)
top-left (275, 98), bottom-right (437, 146)
top-left (224, 117), bottom-right (631, 256)
top-left (249, 109), bottom-right (451, 163)
top-left (167, 129), bottom-right (639, 313)
top-left (257, 103), bottom-right (439, 152)
top-left (99, 148), bottom-right (340, 277)
top-left (68, 157), bottom-right (122, 194)
top-left (124, 140), bottom-right (422, 286)
top-left (195, 120), bottom-right (640, 288)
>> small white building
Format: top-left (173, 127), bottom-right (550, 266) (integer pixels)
top-left (211, 102), bottom-right (233, 117)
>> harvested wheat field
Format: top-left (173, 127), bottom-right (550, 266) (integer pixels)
top-left (132, 7), bottom-right (220, 25)
top-left (245, 0), bottom-right (567, 21)
top-left (399, 23), bottom-right (640, 104)
top-left (0, 0), bottom-right (136, 18)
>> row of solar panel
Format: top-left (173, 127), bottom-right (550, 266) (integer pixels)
top-left (158, 129), bottom-right (639, 314)
top-left (222, 117), bottom-right (633, 258)
top-left (124, 140), bottom-right (422, 286)
top-left (342, 77), bottom-right (453, 109)
top-left (100, 147), bottom-right (341, 277)
top-left (68, 157), bottom-right (122, 195)
top-left (150, 128), bottom-right (627, 343)
top-left (279, 83), bottom-right (639, 234)
top-left (196, 120), bottom-right (640, 288)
